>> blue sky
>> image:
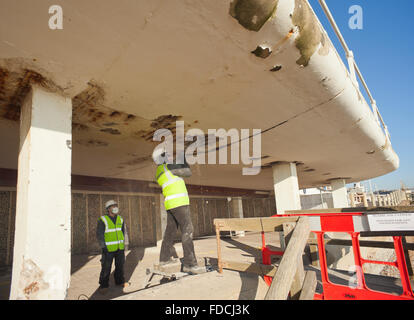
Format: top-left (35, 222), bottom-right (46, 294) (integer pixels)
top-left (308, 0), bottom-right (414, 191)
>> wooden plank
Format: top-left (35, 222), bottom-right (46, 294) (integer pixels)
top-left (141, 196), bottom-right (156, 246)
top-left (402, 237), bottom-right (414, 279)
top-left (213, 217), bottom-right (298, 232)
top-left (283, 222), bottom-right (305, 300)
top-left (71, 193), bottom-right (87, 254)
top-left (208, 199), bottom-right (217, 234)
top-left (285, 207), bottom-right (414, 215)
top-left (308, 233), bottom-right (319, 267)
top-left (299, 271), bottom-right (317, 300)
top-left (7, 191), bottom-right (16, 265)
top-left (203, 199), bottom-right (212, 236)
top-left (87, 194), bottom-right (101, 253)
top-left (216, 224), bottom-right (223, 273)
top-left (221, 260), bottom-right (278, 277)
top-left (307, 238), bottom-right (414, 250)
top-left (129, 196), bottom-right (142, 247)
top-left (265, 217), bottom-right (310, 300)
top-left (189, 199), bottom-right (199, 237)
top-left (0, 191), bottom-right (10, 267)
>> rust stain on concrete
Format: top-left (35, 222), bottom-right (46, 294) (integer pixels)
top-left (0, 67), bottom-right (62, 121)
top-left (230, 0), bottom-right (279, 32)
top-left (292, 0), bottom-right (330, 66)
top-left (75, 139), bottom-right (109, 147)
top-left (20, 258), bottom-right (49, 300)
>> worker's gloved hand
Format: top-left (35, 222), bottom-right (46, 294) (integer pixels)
top-left (102, 247), bottom-right (108, 254)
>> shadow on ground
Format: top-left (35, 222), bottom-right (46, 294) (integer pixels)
top-left (220, 237), bottom-right (265, 300)
top-left (87, 247), bottom-right (146, 300)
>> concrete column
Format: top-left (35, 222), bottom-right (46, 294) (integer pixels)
top-left (10, 86), bottom-right (72, 300)
top-left (331, 179), bottom-right (349, 208)
top-left (370, 192), bottom-right (376, 207)
top-left (362, 193), bottom-right (368, 208)
top-left (272, 162), bottom-right (301, 214)
top-left (272, 162), bottom-right (301, 250)
top-left (391, 192), bottom-right (396, 206)
top-left (349, 193), bottom-right (356, 207)
top-left (231, 197), bottom-right (245, 237)
top-left (387, 194), bottom-right (392, 206)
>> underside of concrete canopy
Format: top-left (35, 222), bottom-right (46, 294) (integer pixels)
top-left (0, 0), bottom-right (399, 190)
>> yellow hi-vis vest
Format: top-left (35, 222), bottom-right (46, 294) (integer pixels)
top-left (100, 215), bottom-right (125, 252)
top-left (156, 164), bottom-right (189, 210)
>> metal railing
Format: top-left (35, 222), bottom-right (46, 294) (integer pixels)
top-left (317, 0), bottom-right (391, 143)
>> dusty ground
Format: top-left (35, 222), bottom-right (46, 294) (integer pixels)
top-left (1, 231), bottom-right (412, 300)
top-left (0, 232), bottom-right (281, 300)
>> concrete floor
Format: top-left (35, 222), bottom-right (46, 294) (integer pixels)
top-left (0, 232), bottom-right (280, 300)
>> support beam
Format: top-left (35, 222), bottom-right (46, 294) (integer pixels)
top-left (272, 162), bottom-right (301, 250)
top-left (362, 193), bottom-right (368, 207)
top-left (349, 192), bottom-right (356, 207)
top-left (331, 179), bottom-right (349, 208)
top-left (230, 197), bottom-right (245, 237)
top-left (370, 192), bottom-right (376, 207)
top-left (10, 86), bottom-right (72, 300)
top-left (272, 162), bottom-right (301, 214)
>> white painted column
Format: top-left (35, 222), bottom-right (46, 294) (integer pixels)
top-left (387, 194), bottom-right (391, 206)
top-left (370, 192), bottom-right (376, 207)
top-left (330, 179), bottom-right (349, 208)
top-left (272, 162), bottom-right (301, 214)
top-left (231, 197), bottom-right (245, 237)
top-left (362, 193), bottom-right (368, 208)
top-left (272, 162), bottom-right (301, 250)
top-left (10, 86), bottom-right (72, 300)
top-left (349, 193), bottom-right (356, 208)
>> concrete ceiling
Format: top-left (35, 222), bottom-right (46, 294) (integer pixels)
top-left (0, 0), bottom-right (399, 190)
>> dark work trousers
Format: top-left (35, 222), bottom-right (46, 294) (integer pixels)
top-left (160, 205), bottom-right (198, 267)
top-left (99, 249), bottom-right (125, 288)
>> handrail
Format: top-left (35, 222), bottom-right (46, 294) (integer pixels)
top-left (316, 0), bottom-right (391, 143)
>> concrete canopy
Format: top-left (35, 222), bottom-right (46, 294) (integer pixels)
top-left (0, 0), bottom-right (398, 191)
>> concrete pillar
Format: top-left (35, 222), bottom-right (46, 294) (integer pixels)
top-left (272, 162), bottom-right (301, 214)
top-left (362, 193), bottom-right (368, 207)
top-left (231, 197), bottom-right (245, 237)
top-left (349, 193), bottom-right (356, 207)
top-left (331, 179), bottom-right (349, 208)
top-left (10, 86), bottom-right (72, 300)
top-left (387, 194), bottom-right (392, 206)
top-left (272, 162), bottom-right (301, 250)
top-left (370, 192), bottom-right (376, 207)
top-left (397, 191), bottom-right (401, 204)
top-left (391, 192), bottom-right (396, 206)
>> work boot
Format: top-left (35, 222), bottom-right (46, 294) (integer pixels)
top-left (159, 257), bottom-right (179, 266)
top-left (182, 265), bottom-right (206, 275)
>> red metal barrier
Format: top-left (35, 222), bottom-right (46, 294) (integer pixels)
top-left (261, 212), bottom-right (414, 300)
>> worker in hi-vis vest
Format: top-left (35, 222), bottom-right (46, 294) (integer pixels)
top-left (153, 146), bottom-right (205, 274)
top-left (96, 199), bottom-right (130, 293)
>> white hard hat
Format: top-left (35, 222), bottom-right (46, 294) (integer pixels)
top-left (152, 146), bottom-right (167, 165)
top-left (105, 200), bottom-right (118, 209)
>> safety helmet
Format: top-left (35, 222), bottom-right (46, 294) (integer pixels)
top-left (152, 145), bottom-right (167, 165)
top-left (105, 200), bottom-right (118, 210)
